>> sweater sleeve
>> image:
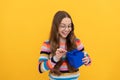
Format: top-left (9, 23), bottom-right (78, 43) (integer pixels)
top-left (75, 38), bottom-right (91, 65)
top-left (38, 41), bottom-right (57, 73)
top-left (75, 38), bottom-right (84, 51)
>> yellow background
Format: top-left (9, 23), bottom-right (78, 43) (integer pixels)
top-left (0, 0), bottom-right (120, 80)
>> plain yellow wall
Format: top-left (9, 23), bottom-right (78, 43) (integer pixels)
top-left (0, 0), bottom-right (120, 80)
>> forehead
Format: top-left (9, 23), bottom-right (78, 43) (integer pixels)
top-left (60, 17), bottom-right (71, 24)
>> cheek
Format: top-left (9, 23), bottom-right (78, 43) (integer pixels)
top-left (58, 28), bottom-right (62, 35)
top-left (58, 28), bottom-right (63, 32)
top-left (69, 28), bottom-right (72, 32)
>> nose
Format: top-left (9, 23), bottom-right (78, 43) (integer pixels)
top-left (64, 27), bottom-right (69, 31)
top-left (64, 26), bottom-right (71, 31)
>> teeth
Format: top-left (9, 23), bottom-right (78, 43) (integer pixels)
top-left (61, 31), bottom-right (70, 37)
top-left (63, 32), bottom-right (68, 35)
top-left (63, 33), bottom-right (67, 35)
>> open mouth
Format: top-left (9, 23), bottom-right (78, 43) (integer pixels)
top-left (61, 32), bottom-right (69, 37)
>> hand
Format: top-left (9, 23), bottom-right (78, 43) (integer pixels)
top-left (82, 56), bottom-right (90, 65)
top-left (54, 48), bottom-right (67, 61)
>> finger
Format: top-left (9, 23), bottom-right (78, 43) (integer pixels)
top-left (84, 62), bottom-right (89, 65)
top-left (82, 57), bottom-right (87, 60)
top-left (82, 59), bottom-right (87, 63)
top-left (56, 50), bottom-right (60, 55)
top-left (58, 48), bottom-right (67, 53)
top-left (83, 59), bottom-right (89, 64)
top-left (57, 49), bottom-right (61, 52)
top-left (60, 48), bottom-right (67, 52)
top-left (82, 58), bottom-right (89, 62)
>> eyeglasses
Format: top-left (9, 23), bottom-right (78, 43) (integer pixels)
top-left (59, 23), bottom-right (72, 30)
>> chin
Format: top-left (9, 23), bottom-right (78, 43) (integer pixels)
top-left (61, 35), bottom-right (68, 38)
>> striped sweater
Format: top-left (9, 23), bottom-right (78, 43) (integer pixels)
top-left (38, 38), bottom-right (91, 80)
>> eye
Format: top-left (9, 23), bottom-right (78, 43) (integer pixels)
top-left (59, 24), bottom-right (66, 28)
top-left (68, 24), bottom-right (72, 28)
top-left (61, 25), bottom-right (65, 28)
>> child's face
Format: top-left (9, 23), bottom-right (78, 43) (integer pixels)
top-left (58, 17), bottom-right (72, 39)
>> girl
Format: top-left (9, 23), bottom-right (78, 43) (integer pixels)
top-left (38, 11), bottom-right (91, 80)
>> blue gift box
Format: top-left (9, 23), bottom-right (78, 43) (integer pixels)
top-left (66, 49), bottom-right (84, 69)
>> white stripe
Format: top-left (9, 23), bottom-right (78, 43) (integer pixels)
top-left (41, 46), bottom-right (50, 52)
top-left (49, 72), bottom-right (80, 79)
top-left (39, 56), bottom-right (48, 60)
top-left (41, 62), bottom-right (47, 71)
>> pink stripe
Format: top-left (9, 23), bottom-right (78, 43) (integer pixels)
top-left (59, 68), bottom-right (68, 71)
top-left (77, 44), bottom-right (84, 50)
top-left (41, 50), bottom-right (51, 53)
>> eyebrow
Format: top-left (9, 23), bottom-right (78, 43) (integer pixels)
top-left (60, 23), bottom-right (72, 25)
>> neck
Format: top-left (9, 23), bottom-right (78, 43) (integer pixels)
top-left (60, 37), bottom-right (66, 43)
